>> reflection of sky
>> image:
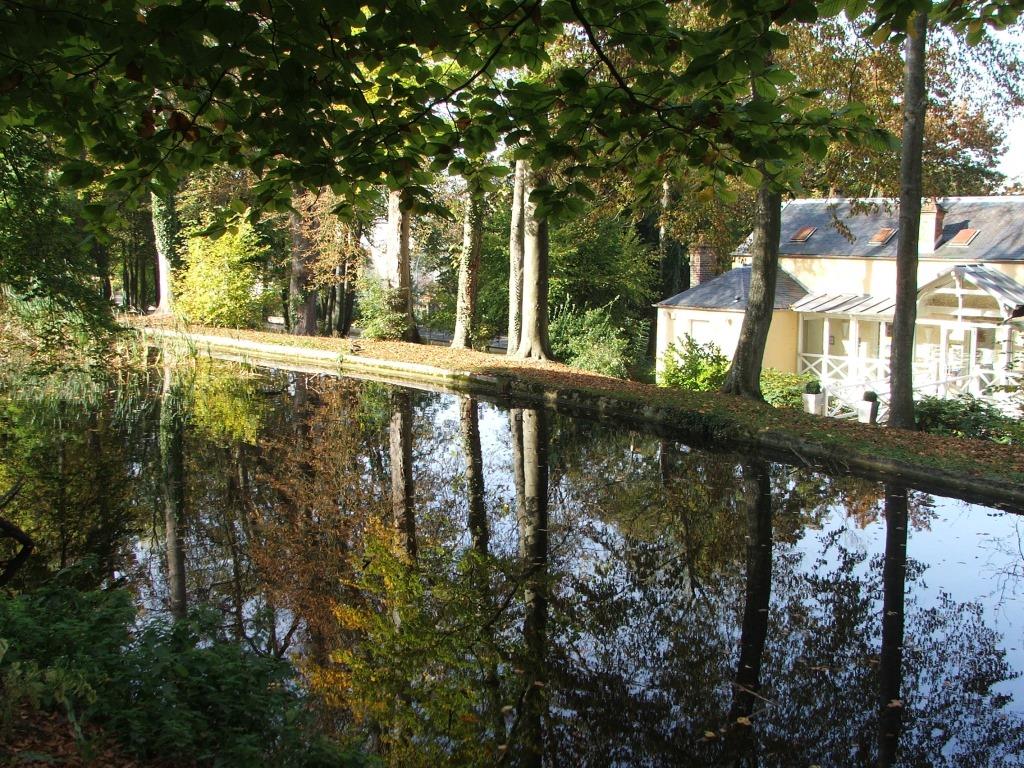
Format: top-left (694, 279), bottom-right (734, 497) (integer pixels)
top-left (794, 495), bottom-right (1024, 710)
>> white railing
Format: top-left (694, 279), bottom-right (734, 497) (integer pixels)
top-left (817, 367), bottom-right (1022, 422)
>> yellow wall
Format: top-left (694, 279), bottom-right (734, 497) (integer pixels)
top-left (656, 308), bottom-right (798, 376)
top-left (731, 257), bottom-right (1024, 295)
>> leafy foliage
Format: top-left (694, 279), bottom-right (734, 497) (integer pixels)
top-left (355, 275), bottom-right (410, 341)
top-left (549, 302), bottom-right (637, 378)
top-left (0, 579), bottom-right (363, 767)
top-left (174, 222), bottom-right (270, 328)
top-left (760, 368), bottom-right (818, 409)
top-left (915, 394), bottom-right (1024, 445)
top-left (659, 336), bottom-right (730, 391)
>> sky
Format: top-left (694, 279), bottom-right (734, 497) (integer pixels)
top-left (998, 115), bottom-right (1024, 185)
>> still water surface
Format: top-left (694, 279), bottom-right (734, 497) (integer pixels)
top-left (2, 361), bottom-right (1023, 766)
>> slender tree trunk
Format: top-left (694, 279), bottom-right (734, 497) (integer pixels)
top-left (289, 197), bottom-right (319, 336)
top-left (385, 190), bottom-right (421, 343)
top-left (160, 365), bottom-right (187, 620)
top-left (729, 460), bottom-right (773, 722)
top-left (889, 12), bottom-right (928, 430)
top-left (151, 190), bottom-right (179, 315)
top-left (517, 407), bottom-right (549, 767)
top-left (515, 163), bottom-right (552, 360)
top-left (507, 160), bottom-right (526, 355)
top-left (878, 483), bottom-right (909, 767)
top-left (721, 177), bottom-right (782, 399)
top-left (452, 186), bottom-right (485, 349)
top-left (389, 389), bottom-right (416, 560)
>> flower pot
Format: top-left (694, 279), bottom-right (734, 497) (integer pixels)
top-left (803, 392), bottom-right (826, 416)
top-left (857, 400), bottom-right (880, 425)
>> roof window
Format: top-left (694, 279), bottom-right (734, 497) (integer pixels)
top-left (948, 228), bottom-right (980, 247)
top-left (790, 226), bottom-right (817, 243)
top-left (868, 227), bottom-right (897, 245)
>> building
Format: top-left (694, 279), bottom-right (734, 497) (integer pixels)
top-left (655, 197), bottom-right (1024, 405)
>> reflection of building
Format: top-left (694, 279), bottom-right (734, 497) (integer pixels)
top-left (656, 197), bottom-right (1024, 409)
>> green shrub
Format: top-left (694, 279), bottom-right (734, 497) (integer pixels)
top-left (175, 222), bottom-right (269, 328)
top-left (760, 369), bottom-right (818, 409)
top-left (355, 274), bottom-right (408, 340)
top-left (549, 303), bottom-right (634, 378)
top-left (659, 336), bottom-right (730, 391)
top-left (0, 580), bottom-right (362, 767)
top-left (915, 394), bottom-right (1024, 445)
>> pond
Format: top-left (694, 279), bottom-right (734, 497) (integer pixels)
top-left (2, 359), bottom-right (1023, 766)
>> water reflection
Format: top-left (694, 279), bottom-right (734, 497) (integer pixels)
top-left (1, 361), bottom-right (1022, 766)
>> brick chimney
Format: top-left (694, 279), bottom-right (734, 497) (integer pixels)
top-left (689, 242), bottom-right (716, 287)
top-left (918, 198), bottom-right (946, 254)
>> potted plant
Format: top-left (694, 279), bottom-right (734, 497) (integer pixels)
top-left (858, 390), bottom-right (880, 424)
top-left (803, 380), bottom-right (826, 416)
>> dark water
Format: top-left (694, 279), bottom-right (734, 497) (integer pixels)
top-left (2, 360), bottom-right (1023, 766)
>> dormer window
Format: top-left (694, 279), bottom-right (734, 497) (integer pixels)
top-left (790, 226), bottom-right (816, 243)
top-left (949, 228), bottom-right (980, 247)
top-left (868, 227), bottom-right (897, 245)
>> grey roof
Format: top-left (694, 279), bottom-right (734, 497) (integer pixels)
top-left (952, 265), bottom-right (1024, 315)
top-left (656, 266), bottom-right (807, 311)
top-left (734, 197), bottom-right (1024, 262)
top-left (792, 293), bottom-right (896, 316)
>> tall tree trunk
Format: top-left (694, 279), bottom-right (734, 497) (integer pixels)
top-left (452, 186), bottom-right (485, 349)
top-left (721, 177), bottom-right (782, 399)
top-left (517, 407), bottom-right (549, 767)
top-left (151, 190), bottom-right (179, 316)
top-left (507, 160), bottom-right (526, 355)
top-left (289, 198), bottom-right (319, 336)
top-left (889, 12), bottom-right (928, 430)
top-left (385, 190), bottom-right (421, 343)
top-left (160, 365), bottom-right (187, 620)
top-left (514, 163), bottom-right (553, 360)
top-left (729, 459), bottom-right (773, 722)
top-left (878, 483), bottom-right (909, 766)
top-left (389, 389), bottom-right (416, 561)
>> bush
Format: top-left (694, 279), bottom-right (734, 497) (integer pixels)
top-left (355, 274), bottom-right (408, 340)
top-left (760, 369), bottom-right (817, 409)
top-left (659, 336), bottom-right (730, 391)
top-left (0, 580), bottom-right (361, 767)
top-left (915, 394), bottom-right (1024, 445)
top-left (549, 303), bottom-right (635, 378)
top-left (175, 222), bottom-right (269, 328)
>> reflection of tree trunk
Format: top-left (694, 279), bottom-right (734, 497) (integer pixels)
top-left (730, 459), bottom-right (773, 721)
top-left (389, 390), bottom-right (416, 560)
top-left (516, 408), bottom-right (549, 767)
top-left (509, 409), bottom-right (527, 559)
top-left (878, 484), bottom-right (908, 767)
top-left (160, 366), bottom-right (187, 620)
top-left (461, 397), bottom-right (488, 555)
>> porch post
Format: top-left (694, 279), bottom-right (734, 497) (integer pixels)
top-left (850, 317), bottom-right (861, 384)
top-left (797, 315), bottom-right (805, 373)
top-left (822, 316), bottom-right (831, 384)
